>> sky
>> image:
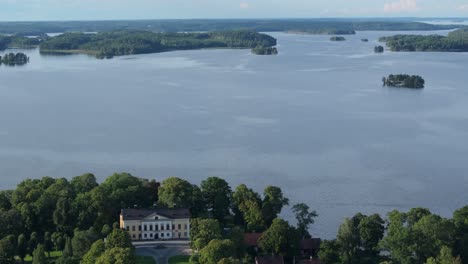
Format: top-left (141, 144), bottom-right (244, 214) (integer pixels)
top-left (0, 0), bottom-right (467, 21)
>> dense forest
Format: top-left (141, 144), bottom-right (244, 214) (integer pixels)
top-left (39, 30), bottom-right (278, 58)
top-left (251, 46), bottom-right (278, 55)
top-left (379, 28), bottom-right (468, 52)
top-left (0, 173), bottom-right (467, 264)
top-left (0, 19), bottom-right (460, 35)
top-left (383, 74), bottom-right (425, 88)
top-left (0, 35), bottom-right (42, 50)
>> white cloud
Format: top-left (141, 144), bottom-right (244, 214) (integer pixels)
top-left (239, 2), bottom-right (249, 9)
top-left (458, 4), bottom-right (468, 11)
top-left (384, 0), bottom-right (418, 12)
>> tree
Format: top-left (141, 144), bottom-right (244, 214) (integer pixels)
top-left (318, 240), bottom-right (341, 264)
top-left (453, 206), bottom-right (468, 264)
top-left (106, 228), bottom-right (133, 250)
top-left (32, 244), bottom-right (47, 264)
top-left (232, 184), bottom-right (261, 226)
top-left (380, 210), bottom-right (414, 264)
top-left (158, 177), bottom-right (196, 208)
top-left (337, 217), bottom-right (360, 264)
top-left (82, 240), bottom-right (106, 264)
top-left (190, 218), bottom-right (222, 251)
top-left (0, 235), bottom-right (16, 264)
top-left (17, 234), bottom-right (28, 262)
top-left (412, 214), bottom-right (455, 263)
top-left (258, 218), bottom-right (299, 257)
top-left (96, 247), bottom-right (135, 264)
top-left (71, 229), bottom-right (99, 258)
top-left (53, 197), bottom-right (75, 235)
top-left (28, 232), bottom-right (39, 256)
top-left (425, 246), bottom-right (462, 264)
top-left (261, 186), bottom-right (289, 226)
top-left (70, 173), bottom-right (98, 194)
top-left (358, 214), bottom-right (384, 261)
top-left (44, 232), bottom-right (53, 257)
top-left (51, 232), bottom-right (65, 251)
top-left (201, 177), bottom-right (232, 224)
top-left (407, 208), bottom-right (431, 227)
top-left (199, 239), bottom-right (236, 264)
top-left (292, 203), bottom-right (318, 238)
top-left (63, 236), bottom-right (73, 258)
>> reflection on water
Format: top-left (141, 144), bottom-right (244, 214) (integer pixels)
top-left (0, 31), bottom-right (467, 238)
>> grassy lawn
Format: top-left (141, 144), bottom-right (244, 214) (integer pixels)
top-left (23, 251), bottom-right (62, 261)
top-left (136, 255), bottom-right (157, 264)
top-left (169, 255), bottom-right (191, 264)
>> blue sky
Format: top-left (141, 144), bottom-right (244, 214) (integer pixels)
top-left (0, 0), bottom-right (467, 21)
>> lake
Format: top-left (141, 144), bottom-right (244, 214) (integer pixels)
top-left (0, 31), bottom-right (467, 238)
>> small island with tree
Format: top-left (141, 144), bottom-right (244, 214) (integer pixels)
top-left (379, 28), bottom-right (468, 52)
top-left (330, 36), bottom-right (346, 41)
top-left (251, 46), bottom-right (278, 55)
top-left (0, 52), bottom-right (29, 66)
top-left (383, 74), bottom-right (425, 89)
top-left (361, 38), bottom-right (369, 42)
top-left (374, 45), bottom-right (384, 53)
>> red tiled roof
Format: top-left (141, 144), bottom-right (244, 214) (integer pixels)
top-left (255, 256), bottom-right (284, 264)
top-left (300, 238), bottom-right (321, 250)
top-left (244, 232), bottom-right (262, 247)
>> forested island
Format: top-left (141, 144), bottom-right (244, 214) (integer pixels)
top-left (251, 46), bottom-right (278, 55)
top-left (383, 74), bottom-right (425, 88)
top-left (330, 36), bottom-right (346, 41)
top-left (361, 38), bottom-right (369, 42)
top-left (0, 173), bottom-right (467, 264)
top-left (374, 45), bottom-right (384, 53)
top-left (379, 28), bottom-right (468, 52)
top-left (0, 52), bottom-right (29, 65)
top-left (39, 30), bottom-right (278, 58)
top-left (0, 35), bottom-right (42, 50)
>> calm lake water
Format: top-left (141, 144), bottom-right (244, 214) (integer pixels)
top-left (1, 31), bottom-right (467, 238)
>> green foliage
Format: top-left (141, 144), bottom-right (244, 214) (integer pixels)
top-left (39, 30), bottom-right (277, 58)
top-left (82, 239), bottom-right (106, 264)
top-left (17, 234), bottom-right (28, 261)
top-left (71, 229), bottom-right (99, 258)
top-left (32, 244), bottom-right (47, 264)
top-left (190, 218), bottom-right (222, 251)
top-left (158, 177), bottom-right (199, 209)
top-left (0, 235), bottom-right (16, 264)
top-left (63, 236), bottom-right (73, 258)
top-left (106, 228), bottom-right (134, 251)
top-left (217, 257), bottom-right (243, 264)
top-left (232, 184), bottom-right (263, 231)
top-left (201, 177), bottom-right (232, 224)
top-left (258, 218), bottom-right (299, 257)
top-left (318, 240), bottom-right (341, 264)
top-left (383, 74), bottom-right (425, 88)
top-left (335, 213), bottom-right (385, 264)
top-left (262, 186), bottom-right (289, 227)
top-left (292, 203), bottom-right (318, 238)
top-left (96, 247), bottom-right (136, 264)
top-left (199, 239), bottom-right (236, 264)
top-left (136, 256), bottom-right (157, 264)
top-left (425, 246), bottom-right (462, 264)
top-left (380, 29), bottom-right (468, 52)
